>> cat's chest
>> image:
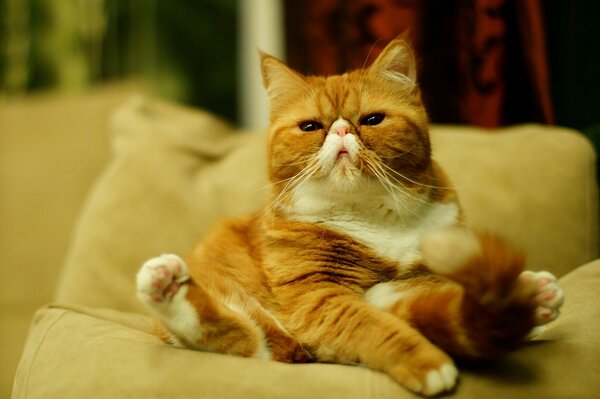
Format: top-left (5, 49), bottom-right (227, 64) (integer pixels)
top-left (321, 203), bottom-right (458, 266)
top-left (287, 191), bottom-right (460, 269)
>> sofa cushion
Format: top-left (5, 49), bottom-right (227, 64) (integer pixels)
top-left (16, 260), bottom-right (600, 398)
top-left (54, 96), bottom-right (598, 313)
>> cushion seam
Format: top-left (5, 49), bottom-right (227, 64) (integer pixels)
top-left (21, 309), bottom-right (70, 399)
top-left (46, 302), bottom-right (155, 334)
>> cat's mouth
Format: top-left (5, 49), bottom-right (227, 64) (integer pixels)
top-left (337, 149), bottom-right (349, 158)
top-left (330, 140), bottom-right (359, 170)
top-left (313, 132), bottom-right (363, 188)
top-left (334, 147), bottom-right (355, 167)
top-left (334, 139), bottom-right (354, 161)
top-left (332, 146), bottom-right (361, 178)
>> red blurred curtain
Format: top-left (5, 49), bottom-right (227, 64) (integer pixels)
top-left (284, 0), bottom-right (553, 128)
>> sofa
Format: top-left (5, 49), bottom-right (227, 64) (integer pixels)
top-left (0, 84), bottom-right (133, 398)
top-left (7, 87), bottom-right (600, 398)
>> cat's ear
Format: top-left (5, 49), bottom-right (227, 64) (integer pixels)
top-left (369, 39), bottom-right (418, 88)
top-left (260, 52), bottom-right (308, 103)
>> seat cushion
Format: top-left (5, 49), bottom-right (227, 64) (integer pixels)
top-left (54, 96), bottom-right (598, 313)
top-left (15, 260), bottom-right (600, 398)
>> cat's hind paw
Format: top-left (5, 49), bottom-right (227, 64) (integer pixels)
top-left (136, 254), bottom-right (190, 305)
top-left (518, 270), bottom-right (564, 326)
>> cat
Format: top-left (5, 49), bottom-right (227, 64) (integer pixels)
top-left (136, 38), bottom-right (564, 396)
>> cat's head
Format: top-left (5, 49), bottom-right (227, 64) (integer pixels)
top-left (261, 39), bottom-right (431, 203)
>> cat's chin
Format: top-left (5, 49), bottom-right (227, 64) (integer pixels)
top-left (324, 158), bottom-right (363, 192)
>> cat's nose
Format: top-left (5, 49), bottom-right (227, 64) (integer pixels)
top-left (335, 126), bottom-right (349, 137)
top-left (330, 119), bottom-right (351, 137)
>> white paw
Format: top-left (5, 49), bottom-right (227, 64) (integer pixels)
top-left (423, 363), bottom-right (459, 396)
top-left (519, 270), bottom-right (564, 326)
top-left (137, 254), bottom-right (190, 304)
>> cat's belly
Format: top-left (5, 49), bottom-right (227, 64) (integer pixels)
top-left (299, 201), bottom-right (460, 269)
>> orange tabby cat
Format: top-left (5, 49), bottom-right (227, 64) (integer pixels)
top-left (136, 39), bottom-right (564, 396)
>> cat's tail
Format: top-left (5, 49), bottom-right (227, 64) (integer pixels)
top-left (407, 228), bottom-right (562, 359)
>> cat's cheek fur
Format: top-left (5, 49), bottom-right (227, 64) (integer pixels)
top-left (359, 113), bottom-right (431, 175)
top-left (268, 123), bottom-right (325, 182)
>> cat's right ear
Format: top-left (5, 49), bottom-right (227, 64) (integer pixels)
top-left (260, 52), bottom-right (308, 104)
top-left (368, 39), bottom-right (418, 92)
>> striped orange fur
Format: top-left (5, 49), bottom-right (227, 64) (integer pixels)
top-left (136, 39), bottom-right (563, 396)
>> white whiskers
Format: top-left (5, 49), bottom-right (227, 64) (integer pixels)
top-left (377, 161), bottom-right (453, 191)
top-left (260, 156), bottom-right (321, 222)
top-left (358, 153), bottom-right (427, 217)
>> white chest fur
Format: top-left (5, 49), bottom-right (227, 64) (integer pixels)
top-left (286, 179), bottom-right (459, 268)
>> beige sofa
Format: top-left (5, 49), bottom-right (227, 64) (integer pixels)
top-left (0, 85), bottom-right (134, 398)
top-left (6, 88), bottom-right (600, 398)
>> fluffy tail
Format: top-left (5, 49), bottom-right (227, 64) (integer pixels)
top-left (411, 228), bottom-right (541, 359)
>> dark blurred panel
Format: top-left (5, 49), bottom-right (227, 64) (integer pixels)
top-left (284, 0), bottom-right (555, 128)
top-left (544, 0), bottom-right (600, 131)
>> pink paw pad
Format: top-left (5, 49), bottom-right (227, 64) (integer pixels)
top-left (519, 270), bottom-right (564, 326)
top-left (137, 254), bottom-right (190, 304)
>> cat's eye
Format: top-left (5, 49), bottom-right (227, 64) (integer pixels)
top-left (360, 113), bottom-right (385, 126)
top-left (299, 121), bottom-right (323, 132)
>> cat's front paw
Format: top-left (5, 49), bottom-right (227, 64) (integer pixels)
top-left (519, 270), bottom-right (564, 326)
top-left (389, 346), bottom-right (458, 396)
top-left (423, 363), bottom-right (459, 397)
top-left (136, 254), bottom-right (190, 304)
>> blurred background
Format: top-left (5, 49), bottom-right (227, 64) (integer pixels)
top-left (2, 0), bottom-right (600, 133)
top-left (1, 0), bottom-right (600, 396)
top-left (1, 0), bottom-right (241, 119)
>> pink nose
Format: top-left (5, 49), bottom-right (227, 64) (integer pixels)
top-left (335, 125), bottom-right (349, 137)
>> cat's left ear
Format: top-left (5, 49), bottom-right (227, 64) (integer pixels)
top-left (369, 39), bottom-right (418, 88)
top-left (260, 52), bottom-right (308, 104)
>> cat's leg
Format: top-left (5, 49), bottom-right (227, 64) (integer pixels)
top-left (273, 288), bottom-right (458, 396)
top-left (241, 301), bottom-right (314, 363)
top-left (365, 277), bottom-right (481, 358)
top-left (136, 254), bottom-right (271, 358)
top-left (421, 228), bottom-right (564, 342)
top-left (366, 228), bottom-right (564, 359)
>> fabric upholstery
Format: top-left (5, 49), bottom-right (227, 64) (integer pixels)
top-left (0, 84), bottom-right (135, 397)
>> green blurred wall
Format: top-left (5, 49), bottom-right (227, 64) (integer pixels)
top-left (0, 0), bottom-right (239, 122)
